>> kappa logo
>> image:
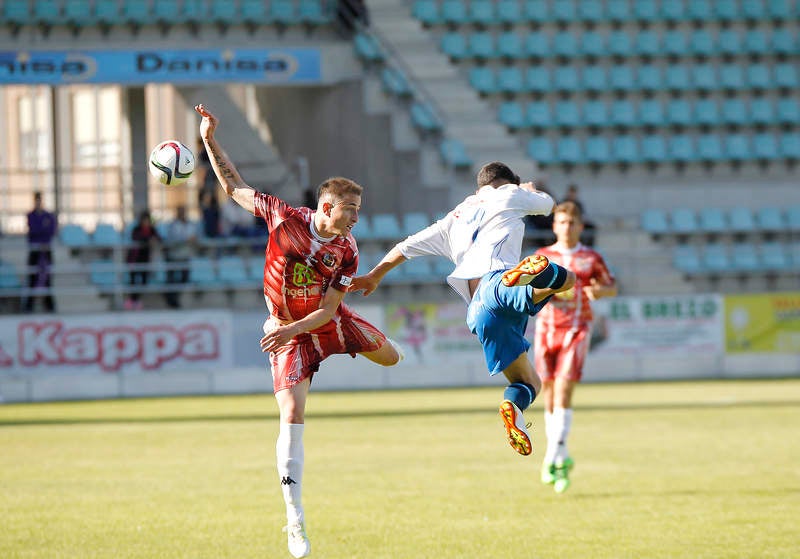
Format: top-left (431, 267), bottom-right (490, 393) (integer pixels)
top-left (281, 476), bottom-right (297, 485)
top-left (292, 262), bottom-right (316, 286)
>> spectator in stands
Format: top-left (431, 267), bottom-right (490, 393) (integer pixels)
top-left (125, 210), bottom-right (161, 310)
top-left (163, 205), bottom-right (196, 309)
top-left (23, 191), bottom-right (57, 313)
top-left (560, 184), bottom-right (595, 246)
top-left (534, 201), bottom-right (617, 493)
top-left (220, 195), bottom-right (258, 238)
top-left (195, 103), bottom-right (403, 559)
top-left (351, 161), bottom-right (574, 459)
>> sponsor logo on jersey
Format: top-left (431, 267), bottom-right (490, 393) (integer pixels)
top-left (321, 253), bottom-right (336, 267)
top-left (292, 262), bottom-right (316, 286)
top-left (283, 285), bottom-right (322, 298)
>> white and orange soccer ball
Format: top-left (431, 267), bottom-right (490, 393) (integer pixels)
top-left (148, 140), bottom-right (195, 186)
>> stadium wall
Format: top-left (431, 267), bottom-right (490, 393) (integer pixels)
top-left (1, 292), bottom-right (798, 403)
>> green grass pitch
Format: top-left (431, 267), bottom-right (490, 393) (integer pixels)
top-left (1, 379), bottom-right (798, 558)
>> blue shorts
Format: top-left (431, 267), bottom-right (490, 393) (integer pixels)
top-left (466, 270), bottom-right (553, 376)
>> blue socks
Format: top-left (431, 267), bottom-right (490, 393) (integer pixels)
top-left (504, 382), bottom-right (537, 411)
top-left (530, 262), bottom-right (569, 290)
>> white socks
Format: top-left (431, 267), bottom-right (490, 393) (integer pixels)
top-left (276, 423), bottom-right (305, 524)
top-left (544, 407), bottom-right (573, 464)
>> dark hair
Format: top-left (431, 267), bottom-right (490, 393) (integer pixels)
top-left (476, 162), bottom-right (519, 187)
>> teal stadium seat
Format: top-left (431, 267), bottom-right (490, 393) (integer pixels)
top-left (401, 258), bottom-right (434, 283)
top-left (742, 0), bottom-right (767, 20)
top-left (692, 63), bottom-right (717, 92)
top-left (722, 98), bottom-right (748, 126)
top-left (716, 0), bottom-right (740, 21)
top-left (688, 0), bottom-right (713, 22)
top-left (298, 0), bottom-right (330, 25)
top-left (744, 29), bottom-right (769, 55)
top-left (699, 207), bottom-right (728, 234)
top-left (528, 137), bottom-right (556, 165)
top-left (661, 0), bottom-right (686, 22)
top-left (689, 29), bottom-right (715, 58)
top-left (3, 0), bottom-right (32, 28)
top-left (607, 30), bottom-right (633, 58)
top-left (755, 207), bottom-right (786, 231)
top-left (95, 0), bottom-right (123, 26)
top-left (356, 248), bottom-right (381, 275)
top-left (578, 0), bottom-right (603, 23)
top-left (241, 0), bottom-right (271, 25)
top-left (667, 98), bottom-right (692, 127)
top-left (697, 134), bottom-right (725, 162)
top-left (728, 207), bottom-right (757, 234)
top-left (750, 98), bottom-right (775, 126)
top-left (498, 31), bottom-right (524, 60)
top-left (771, 27), bottom-right (796, 56)
top-left (673, 244), bottom-right (703, 275)
top-left (498, 101), bottom-right (527, 130)
top-left (672, 208), bottom-right (699, 235)
top-left (663, 29), bottom-right (689, 58)
top-left (585, 136), bottom-right (611, 164)
top-left (634, 0), bottom-right (658, 22)
top-left (526, 66), bottom-right (551, 93)
top-left (639, 99), bottom-right (665, 127)
top-left (637, 65), bottom-right (662, 92)
top-left (525, 32), bottom-right (549, 59)
top-left (610, 99), bottom-right (636, 128)
top-left (556, 137), bottom-right (583, 165)
top-left (0, 261), bottom-right (22, 289)
top-left (553, 66), bottom-right (580, 92)
top-left (122, 0), bottom-right (151, 27)
top-left (370, 214), bottom-right (402, 240)
top-left (642, 135), bottom-right (668, 163)
top-left (469, 66), bottom-right (497, 95)
top-left (412, 0), bottom-right (442, 26)
top-left (381, 67), bottom-right (412, 97)
top-left (609, 65), bottom-right (635, 92)
top-left (583, 99), bottom-right (609, 128)
top-left (552, 31), bottom-right (579, 58)
top-left (497, 0), bottom-right (522, 25)
top-left (779, 133), bottom-right (800, 159)
top-left (210, 0), bottom-right (239, 26)
top-left (730, 243), bottom-right (760, 272)
top-left (92, 223), bottom-right (122, 247)
top-left (641, 209), bottom-right (670, 235)
top-left (665, 65), bottom-right (691, 92)
top-left (612, 135), bottom-right (638, 164)
top-left (60, 223), bottom-right (90, 248)
top-left (527, 101), bottom-right (551, 128)
top-left (441, 0), bottom-right (468, 25)
top-left (777, 98), bottom-right (800, 125)
top-left (718, 29), bottom-right (743, 56)
top-left (702, 243), bottom-right (731, 273)
top-left (580, 31), bottom-right (605, 58)
top-left (153, 0), bottom-right (180, 24)
top-left (410, 102), bottom-right (443, 133)
top-left (354, 215), bottom-right (374, 241)
top-left (89, 260), bottom-right (117, 288)
top-left (774, 63), bottom-right (798, 90)
top-left (694, 99), bottom-right (720, 127)
top-left (33, 0), bottom-right (61, 27)
top-left (524, 0), bottom-right (550, 24)
top-left (270, 0), bottom-right (299, 26)
top-left (555, 100), bottom-right (580, 128)
top-left (606, 0), bottom-right (630, 23)
top-left (787, 205), bottom-right (800, 231)
top-left (669, 134), bottom-right (696, 162)
top-left (64, 0), bottom-right (96, 28)
top-left (760, 242), bottom-right (790, 272)
top-left (497, 67), bottom-right (525, 95)
top-left (469, 0), bottom-right (497, 25)
top-left (441, 32), bottom-right (468, 60)
top-left (218, 256), bottom-right (250, 287)
top-left (402, 212), bottom-right (431, 237)
top-left (552, 0), bottom-right (577, 23)
top-left (182, 0), bottom-right (208, 24)
top-left (354, 33), bottom-right (384, 63)
top-left (720, 64), bottom-right (745, 91)
top-left (468, 32), bottom-right (496, 60)
top-left (189, 257), bottom-right (219, 286)
top-left (439, 139), bottom-right (472, 168)
top-left (725, 134), bottom-right (751, 161)
top-left (635, 30), bottom-right (660, 58)
top-left (747, 64), bottom-right (771, 90)
top-left (581, 65), bottom-right (608, 92)
top-left (768, 0), bottom-right (792, 19)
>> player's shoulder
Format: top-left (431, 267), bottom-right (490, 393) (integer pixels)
top-left (536, 244), bottom-right (559, 256)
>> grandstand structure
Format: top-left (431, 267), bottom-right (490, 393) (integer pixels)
top-left (0, 0), bottom-right (798, 315)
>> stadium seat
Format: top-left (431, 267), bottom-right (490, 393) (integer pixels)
top-left (578, 0), bottom-right (603, 22)
top-left (441, 0), bottom-right (468, 25)
top-left (60, 223), bottom-right (90, 248)
top-left (411, 0), bottom-right (442, 26)
top-left (753, 133), bottom-right (779, 160)
top-left (673, 244), bottom-right (703, 275)
top-left (787, 205), bottom-right (800, 231)
top-left (715, 0), bottom-right (740, 21)
top-left (663, 29), bottom-right (689, 58)
top-left (3, 0), bottom-right (32, 28)
top-left (527, 101), bottom-right (552, 128)
top-left (469, 66), bottom-right (497, 95)
top-left (497, 0), bottom-right (522, 25)
top-left (468, 32), bottom-right (496, 60)
top-left (718, 29), bottom-right (743, 56)
top-left (665, 65), bottom-right (691, 92)
top-left (528, 137), bottom-right (556, 165)
top-left (552, 0), bottom-right (577, 22)
top-left (702, 243), bottom-right (731, 273)
top-left (780, 133), bottom-right (800, 159)
top-left (510, 101), bottom-right (544, 134)
top-left (182, 0), bottom-right (209, 23)
top-left (697, 134), bottom-right (725, 162)
top-left (0, 260), bottom-right (21, 289)
top-left (552, 31), bottom-right (579, 58)
top-left (526, 66), bottom-right (551, 93)
top-left (32, 0), bottom-right (60, 26)
top-left (760, 241), bottom-right (791, 272)
top-left (612, 135), bottom-right (638, 164)
top-left (774, 63), bottom-right (798, 90)
top-left (725, 134), bottom-right (751, 161)
top-left (400, 258), bottom-right (435, 282)
top-left (636, 30), bottom-right (660, 58)
top-left (354, 33), bottom-right (384, 63)
top-left (771, 27), bottom-right (796, 56)
top-left (523, 0), bottom-right (550, 24)
top-left (297, 0), bottom-right (330, 25)
top-left (743, 29), bottom-right (769, 55)
top-left (607, 31), bottom-right (633, 58)
top-left (241, 0), bottom-right (270, 25)
top-left (730, 243), bottom-right (760, 273)
top-left (554, 100), bottom-right (580, 128)
top-left (692, 63), bottom-right (717, 92)
top-left (749, 97), bottom-right (775, 125)
top-left (122, 0), bottom-right (150, 26)
top-left (441, 32), bottom-right (468, 60)
top-left (525, 32), bottom-right (549, 59)
top-left (610, 100), bottom-right (636, 128)
top-left (402, 212), bottom-right (431, 237)
top-left (667, 99), bottom-right (693, 127)
top-left (89, 259), bottom-right (117, 288)
top-left (469, 0), bottom-right (497, 25)
top-left (694, 99), bottom-right (720, 127)
top-left (688, 0), bottom-right (713, 22)
top-left (585, 136), bottom-right (611, 164)
top-left (755, 207), bottom-right (785, 232)
top-left (497, 32), bottom-right (525, 60)
top-left (581, 65), bottom-right (608, 92)
top-left (497, 67), bottom-right (525, 94)
top-left (189, 257), bottom-right (219, 286)
top-left (722, 98), bottom-right (749, 126)
top-left (777, 98), bottom-right (800, 125)
top-left (668, 134), bottom-right (696, 162)
top-left (92, 223), bottom-right (122, 246)
top-left (369, 214), bottom-right (402, 241)
top-left (660, 0), bottom-right (687, 22)
top-left (381, 68), bottom-right (412, 97)
top-left (636, 65), bottom-right (661, 92)
top-left (218, 256), bottom-right (250, 287)
top-left (699, 207), bottom-right (728, 234)
top-left (153, 0), bottom-right (180, 24)
top-left (768, 0), bottom-right (792, 19)
top-left (641, 135), bottom-right (668, 163)
top-left (641, 208), bottom-right (670, 235)
top-left (728, 207), bottom-right (757, 234)
top-left (742, 0), bottom-right (768, 20)
top-left (583, 99), bottom-right (610, 128)
top-left (270, 0), bottom-right (299, 26)
top-left (689, 29), bottom-right (715, 58)
top-left (747, 64), bottom-right (771, 90)
top-left (580, 31), bottom-right (605, 58)
top-left (553, 66), bottom-right (580, 92)
top-left (672, 208), bottom-right (699, 234)
top-left (634, 0), bottom-right (658, 22)
top-left (410, 102), bottom-right (443, 133)
top-left (606, 0), bottom-right (630, 22)
top-left (439, 139), bottom-right (472, 168)
top-left (609, 65), bottom-right (635, 92)
top-left (719, 64), bottom-right (745, 91)
top-left (639, 99), bottom-right (665, 127)
top-left (556, 137), bottom-right (583, 165)
top-left (63, 0), bottom-right (95, 28)
top-left (354, 215), bottom-right (374, 241)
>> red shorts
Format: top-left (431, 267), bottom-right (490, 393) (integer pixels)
top-left (534, 325), bottom-right (591, 382)
top-left (267, 307), bottom-right (386, 393)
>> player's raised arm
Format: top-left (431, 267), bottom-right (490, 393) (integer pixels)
top-left (194, 104), bottom-right (255, 214)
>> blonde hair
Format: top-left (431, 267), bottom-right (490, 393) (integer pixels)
top-left (317, 177), bottom-right (363, 202)
top-left (554, 201), bottom-right (583, 222)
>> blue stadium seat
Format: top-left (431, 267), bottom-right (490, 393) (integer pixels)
top-left (722, 98), bottom-right (749, 126)
top-left (402, 212), bottom-right (431, 237)
top-left (297, 0), bottom-right (331, 25)
top-left (411, 102), bottom-right (443, 132)
top-left (354, 33), bottom-right (384, 63)
top-left (756, 206), bottom-right (786, 231)
top-left (771, 27), bottom-right (796, 56)
top-left (580, 31), bottom-right (605, 58)
top-left (669, 135), bottom-right (696, 162)
top-left (728, 207), bottom-right (757, 233)
top-left (687, 0), bottom-right (713, 22)
top-left (747, 64), bottom-right (771, 90)
top-left (553, 66), bottom-right (580, 92)
top-left (689, 29), bottom-right (715, 57)
top-left (441, 0), bottom-right (468, 25)
top-left (153, 0), bottom-right (181, 23)
top-left (673, 244), bottom-right (703, 275)
top-left (610, 100), bottom-right (636, 127)
top-left (779, 133), bottom-right (800, 159)
top-left (583, 99), bottom-right (609, 128)
top-left (665, 65), bottom-right (691, 92)
top-left (639, 99), bottom-right (665, 127)
top-left (497, 0), bottom-right (522, 24)
top-left (725, 134), bottom-right (751, 161)
top-left (661, 0), bottom-right (687, 22)
top-left (774, 63), bottom-right (798, 89)
top-left (718, 29), bottom-right (743, 56)
top-left (667, 99), bottom-right (692, 127)
top-left (369, 213), bottom-right (402, 240)
top-left (526, 67), bottom-right (551, 93)
top-left (497, 32), bottom-right (525, 60)
top-left (527, 101), bottom-right (552, 128)
top-left (441, 32), bottom-right (468, 60)
top-left (412, 0), bottom-right (442, 26)
top-left (554, 100), bottom-right (580, 128)
top-left (730, 243), bottom-right (760, 273)
top-left (637, 65), bottom-right (662, 91)
top-left (742, 0), bottom-right (768, 20)
top-left (497, 67), bottom-right (525, 94)
top-left (400, 258), bottom-right (435, 283)
top-left (468, 32), bottom-right (496, 60)
top-left (525, 32), bottom-right (549, 58)
top-left (181, 0), bottom-right (208, 24)
top-left (63, 0), bottom-right (95, 28)
top-left (270, 0), bottom-right (298, 26)
top-left (697, 134), bottom-right (725, 162)
top-left (578, 0), bottom-right (604, 22)
top-left (190, 257), bottom-right (219, 286)
top-left (528, 137), bottom-right (556, 165)
top-left (92, 223), bottom-right (122, 246)
top-left (498, 101), bottom-right (527, 130)
top-left (750, 98), bottom-right (775, 125)
top-left (743, 29), bottom-right (769, 55)
top-left (777, 98), bottom-right (800, 125)
top-left (439, 139), bottom-right (473, 168)
top-left (607, 30), bottom-right (633, 58)
top-left (32, 0), bottom-right (60, 26)
top-left (720, 64), bottom-right (746, 91)
top-left (760, 242), bottom-right (791, 272)
top-left (469, 67), bottom-right (497, 94)
top-left (381, 68), bottom-right (412, 97)
top-left (609, 65), bottom-right (635, 92)
top-left (715, 0), bottom-right (740, 21)
top-left (634, 0), bottom-right (658, 22)
top-left (641, 208), bottom-right (670, 235)
top-left (702, 243), bottom-right (731, 273)
top-left (788, 205), bottom-right (800, 231)
top-left (89, 259), bottom-right (117, 288)
top-left (694, 99), bottom-right (720, 127)
top-left (241, 0), bottom-right (270, 25)
top-left (581, 65), bottom-right (608, 92)
top-left (636, 30), bottom-right (660, 58)
top-left (585, 136), bottom-right (611, 164)
top-left (218, 256), bottom-right (251, 287)
top-left (122, 0), bottom-right (150, 26)
top-left (3, 0), bottom-right (32, 27)
top-left (606, 0), bottom-right (630, 22)
top-left (692, 63), bottom-right (717, 91)
top-left (699, 207), bottom-right (728, 233)
top-left (641, 135), bottom-right (668, 163)
top-left (469, 0), bottom-right (497, 25)
top-left (663, 29), bottom-right (689, 58)
top-left (768, 0), bottom-right (792, 19)
top-left (523, 0), bottom-right (551, 24)
top-left (612, 135), bottom-right (638, 164)
top-left (556, 137), bottom-right (583, 164)
top-left (552, 31), bottom-right (579, 58)
top-left (552, 0), bottom-right (577, 22)
top-left (0, 260), bottom-right (21, 289)
top-left (60, 223), bottom-right (90, 248)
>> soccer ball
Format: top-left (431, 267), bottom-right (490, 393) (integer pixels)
top-left (148, 140), bottom-right (195, 186)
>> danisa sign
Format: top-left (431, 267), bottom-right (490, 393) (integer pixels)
top-left (0, 48), bottom-right (322, 85)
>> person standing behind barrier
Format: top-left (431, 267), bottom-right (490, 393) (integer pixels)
top-left (163, 205), bottom-right (195, 309)
top-left (534, 201), bottom-right (617, 493)
top-left (24, 191), bottom-right (57, 313)
top-left (125, 210), bottom-right (161, 311)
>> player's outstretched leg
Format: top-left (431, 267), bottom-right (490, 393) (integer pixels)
top-left (277, 423), bottom-right (310, 557)
top-left (501, 254), bottom-right (550, 287)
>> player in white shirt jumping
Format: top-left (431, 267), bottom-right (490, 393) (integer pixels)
top-left (351, 162), bottom-right (575, 456)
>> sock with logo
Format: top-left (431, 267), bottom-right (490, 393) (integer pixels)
top-left (276, 422), bottom-right (304, 524)
top-left (503, 382), bottom-right (537, 412)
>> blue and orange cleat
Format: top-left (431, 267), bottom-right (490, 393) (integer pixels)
top-left (499, 400), bottom-right (533, 456)
top-left (501, 254), bottom-right (550, 287)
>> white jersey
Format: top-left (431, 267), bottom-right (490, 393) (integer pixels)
top-left (396, 183), bottom-right (554, 303)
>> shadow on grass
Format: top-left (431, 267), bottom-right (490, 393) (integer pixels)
top-left (1, 399), bottom-right (799, 427)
